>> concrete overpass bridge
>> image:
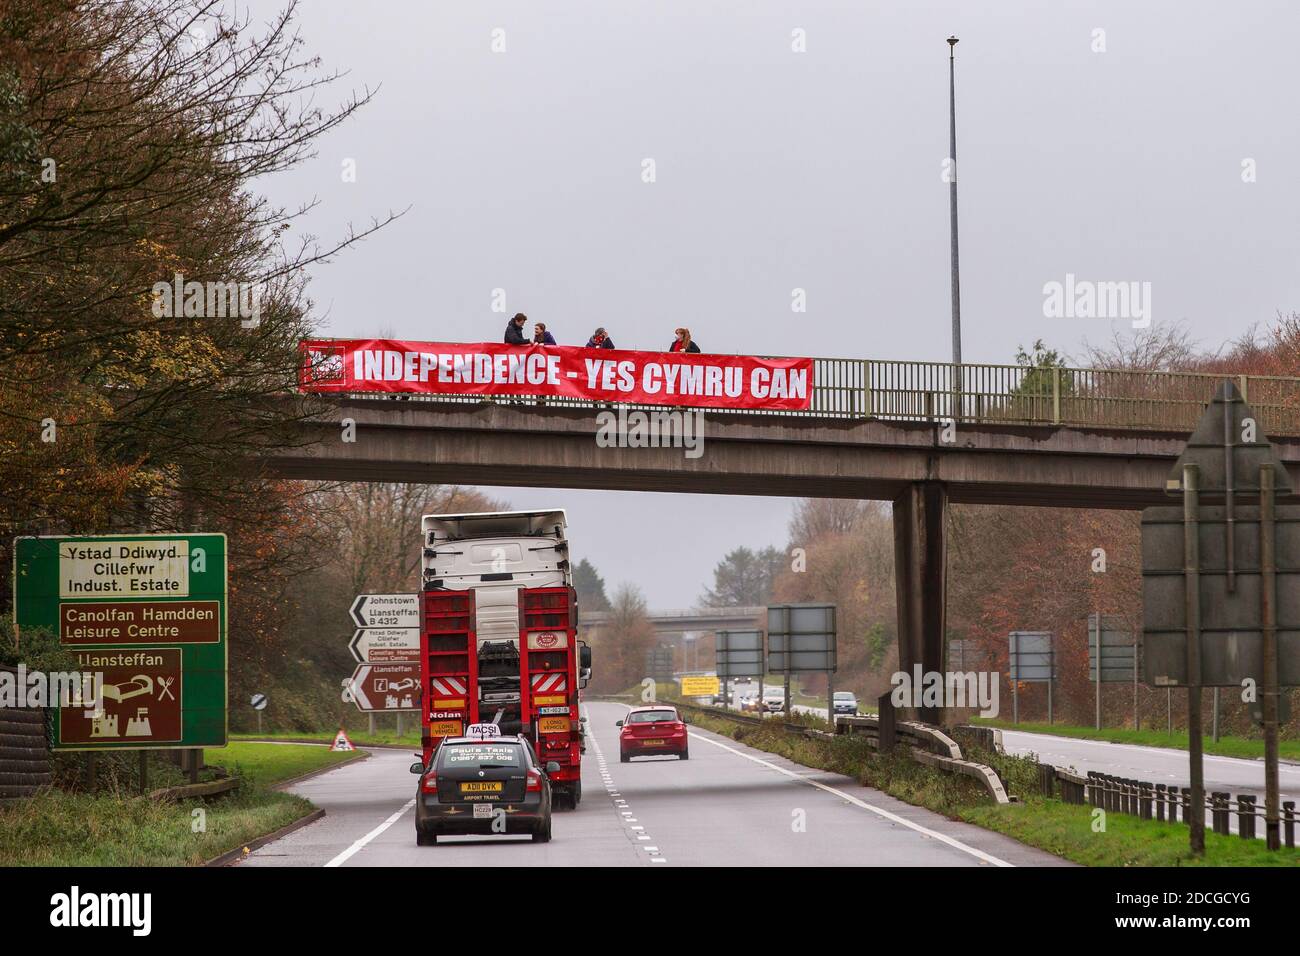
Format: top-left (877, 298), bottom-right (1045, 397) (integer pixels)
top-left (578, 606), bottom-right (764, 636)
top-left (263, 356), bottom-right (1300, 719)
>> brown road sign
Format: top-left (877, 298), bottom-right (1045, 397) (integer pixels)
top-left (60, 648), bottom-right (183, 745)
top-left (347, 662), bottom-right (421, 712)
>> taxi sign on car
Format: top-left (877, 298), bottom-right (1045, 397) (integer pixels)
top-left (465, 722), bottom-right (501, 739)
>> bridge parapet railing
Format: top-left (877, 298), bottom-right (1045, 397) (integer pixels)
top-left (326, 350), bottom-right (1300, 437)
top-left (862, 361), bottom-right (1300, 436)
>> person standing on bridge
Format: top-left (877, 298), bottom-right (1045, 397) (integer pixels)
top-left (533, 322), bottom-right (556, 345)
top-left (504, 312), bottom-right (529, 346)
top-left (586, 327), bottom-right (615, 349)
top-left (669, 327), bottom-right (700, 353)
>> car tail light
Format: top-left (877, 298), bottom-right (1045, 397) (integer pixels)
top-left (526, 770), bottom-right (543, 792)
top-left (421, 774), bottom-right (438, 794)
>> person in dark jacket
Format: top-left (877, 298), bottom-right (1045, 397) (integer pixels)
top-left (533, 322), bottom-right (557, 345)
top-left (586, 327), bottom-right (615, 349)
top-left (669, 327), bottom-right (701, 353)
top-left (504, 313), bottom-right (528, 345)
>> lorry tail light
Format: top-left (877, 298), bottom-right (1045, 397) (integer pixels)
top-left (526, 770), bottom-right (543, 792)
top-left (421, 774), bottom-right (439, 793)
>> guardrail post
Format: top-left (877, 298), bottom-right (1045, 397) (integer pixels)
top-left (1155, 784), bottom-right (1166, 821)
top-left (1180, 787), bottom-right (1192, 825)
top-left (877, 692), bottom-right (897, 754)
top-left (1284, 801), bottom-right (1295, 848)
top-left (1139, 781), bottom-right (1153, 819)
top-left (1052, 367), bottom-right (1061, 424)
top-left (1038, 762), bottom-right (1055, 798)
top-left (1211, 793), bottom-right (1230, 834)
top-left (1237, 795), bottom-right (1257, 840)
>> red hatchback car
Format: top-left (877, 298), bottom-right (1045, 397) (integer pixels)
top-left (618, 706), bottom-right (689, 762)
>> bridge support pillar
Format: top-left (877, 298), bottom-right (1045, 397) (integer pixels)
top-left (892, 481), bottom-right (948, 725)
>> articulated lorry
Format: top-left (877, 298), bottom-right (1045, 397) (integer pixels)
top-left (418, 510), bottom-right (590, 807)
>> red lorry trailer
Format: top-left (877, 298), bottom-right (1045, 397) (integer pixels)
top-left (420, 585), bottom-right (586, 807)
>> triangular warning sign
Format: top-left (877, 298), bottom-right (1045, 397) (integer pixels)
top-left (1167, 380), bottom-right (1293, 498)
top-left (330, 729), bottom-right (355, 752)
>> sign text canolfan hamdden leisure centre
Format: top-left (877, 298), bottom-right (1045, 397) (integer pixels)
top-left (59, 540), bottom-right (190, 598)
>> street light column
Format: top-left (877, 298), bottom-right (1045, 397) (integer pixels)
top-left (947, 36), bottom-right (963, 381)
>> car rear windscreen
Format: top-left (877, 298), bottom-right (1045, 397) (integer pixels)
top-left (628, 710), bottom-right (676, 724)
top-left (438, 743), bottom-right (524, 768)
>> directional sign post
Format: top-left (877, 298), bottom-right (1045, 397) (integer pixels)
top-left (350, 594), bottom-right (419, 629)
top-left (348, 594), bottom-right (419, 725)
top-left (349, 627), bottom-right (420, 664)
top-left (13, 533), bottom-right (228, 751)
top-left (347, 662), bottom-right (421, 713)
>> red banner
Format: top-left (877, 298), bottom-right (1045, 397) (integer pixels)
top-left (298, 339), bottom-right (813, 411)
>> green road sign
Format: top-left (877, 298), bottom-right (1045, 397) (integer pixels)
top-left (13, 534), bottom-right (228, 750)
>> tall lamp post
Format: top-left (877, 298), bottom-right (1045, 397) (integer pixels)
top-left (947, 36), bottom-right (963, 378)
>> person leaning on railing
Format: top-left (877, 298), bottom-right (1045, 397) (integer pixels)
top-left (586, 327), bottom-right (615, 348)
top-left (670, 327), bottom-right (700, 353)
top-left (504, 312), bottom-right (529, 345)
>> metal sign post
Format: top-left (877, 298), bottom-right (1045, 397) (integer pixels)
top-left (1089, 614), bottom-right (1137, 730)
top-left (1008, 632), bottom-right (1054, 725)
top-left (1142, 381), bottom-right (1297, 853)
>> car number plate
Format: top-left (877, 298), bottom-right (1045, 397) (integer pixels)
top-left (472, 804), bottom-right (496, 819)
top-left (642, 739), bottom-right (666, 746)
top-left (461, 781), bottom-right (503, 793)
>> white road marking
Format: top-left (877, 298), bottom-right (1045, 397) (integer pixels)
top-left (325, 798), bottom-right (416, 868)
top-left (688, 731), bottom-right (1013, 867)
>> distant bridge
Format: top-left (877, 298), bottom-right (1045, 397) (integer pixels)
top-left (578, 606), bottom-right (764, 636)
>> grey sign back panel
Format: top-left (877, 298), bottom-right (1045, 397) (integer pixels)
top-left (1142, 504), bottom-right (1300, 686)
top-left (767, 604), bottom-right (836, 674)
top-left (948, 639), bottom-right (987, 669)
top-left (1088, 614), bottom-right (1137, 682)
top-left (716, 630), bottom-right (764, 677)
top-left (1008, 631), bottom-right (1054, 681)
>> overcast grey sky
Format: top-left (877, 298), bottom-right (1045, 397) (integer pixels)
top-left (256, 0), bottom-right (1300, 605)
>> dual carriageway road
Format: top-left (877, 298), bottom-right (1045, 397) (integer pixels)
top-left (239, 701), bottom-right (1065, 867)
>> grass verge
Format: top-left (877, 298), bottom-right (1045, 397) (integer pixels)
top-left (233, 729), bottom-right (422, 748)
top-left (0, 742), bottom-right (360, 866)
top-left (687, 710), bottom-right (1300, 867)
